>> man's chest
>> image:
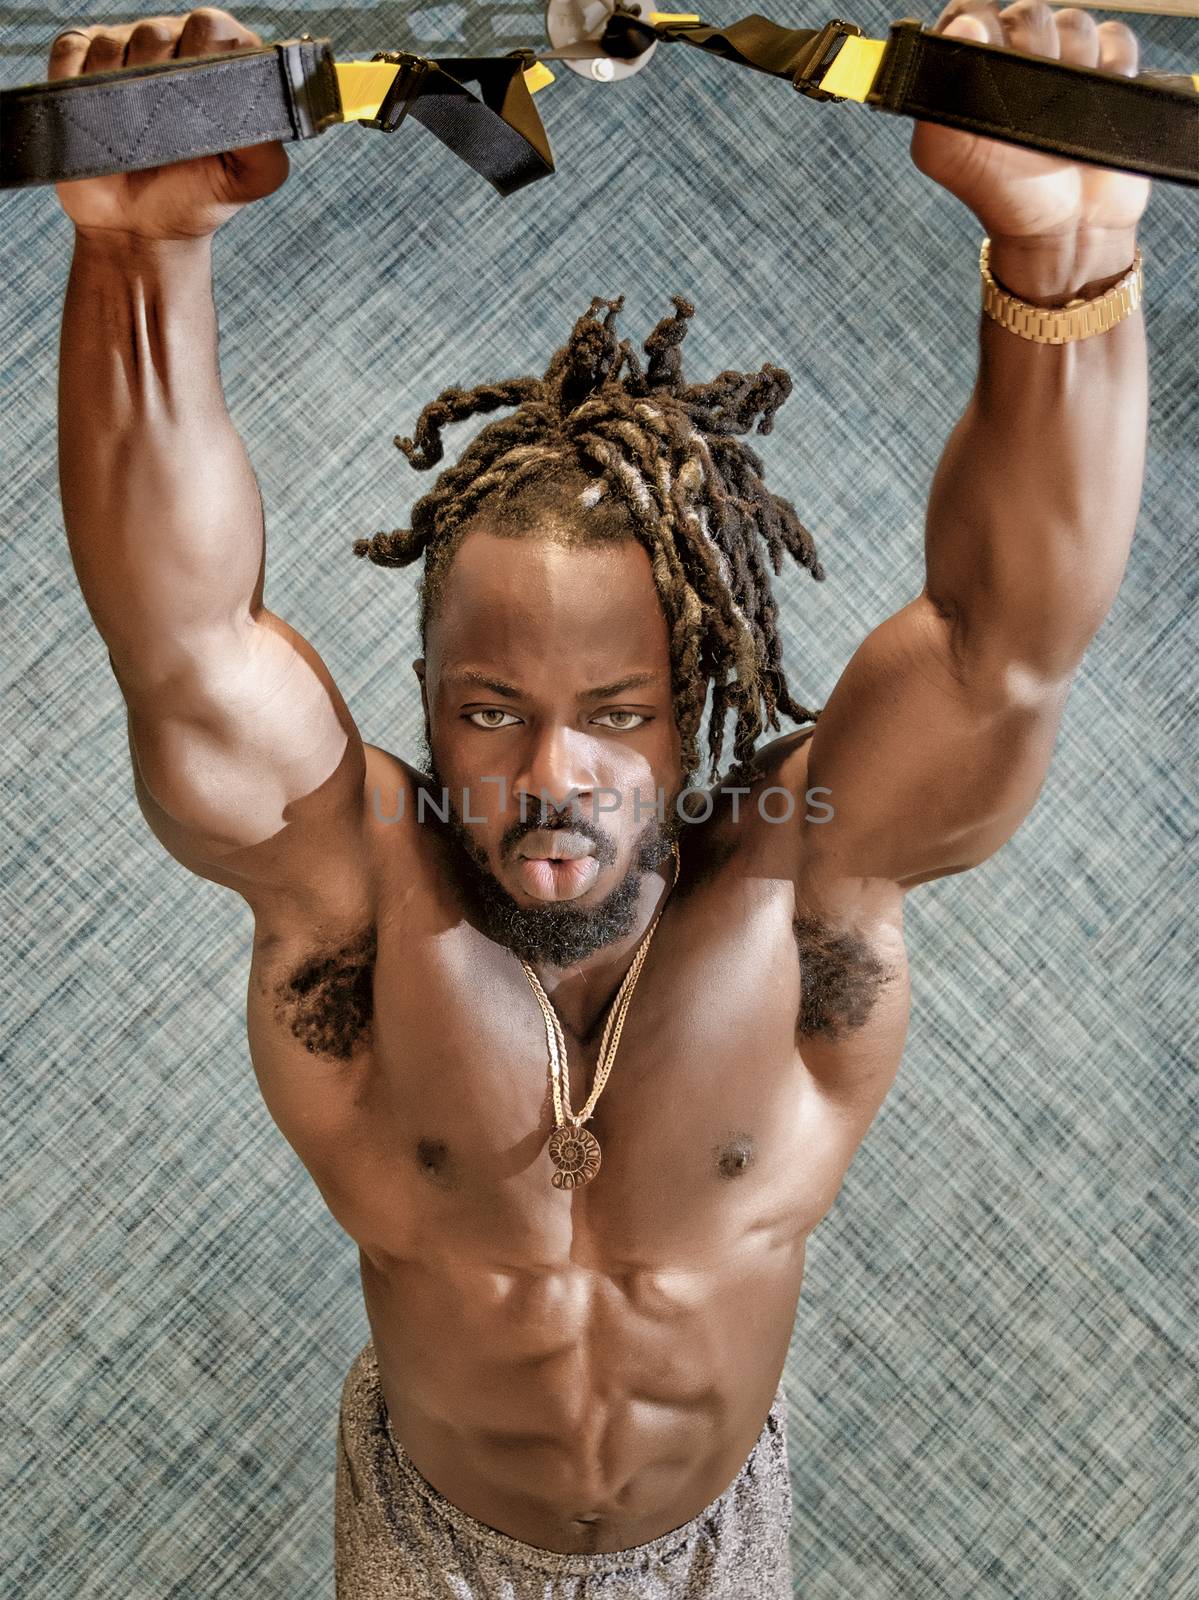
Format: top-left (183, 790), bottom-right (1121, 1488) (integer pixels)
top-left (246, 866), bottom-right (909, 1262)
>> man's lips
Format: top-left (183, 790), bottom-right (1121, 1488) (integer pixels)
top-left (515, 830), bottom-right (596, 863)
top-left (512, 852), bottom-right (601, 903)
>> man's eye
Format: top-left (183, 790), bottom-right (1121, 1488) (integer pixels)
top-left (593, 710), bottom-right (647, 729)
top-left (467, 709), bottom-right (520, 729)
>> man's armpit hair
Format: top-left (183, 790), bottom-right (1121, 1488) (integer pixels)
top-left (792, 913), bottom-right (897, 1040)
top-left (272, 924), bottom-right (377, 1062)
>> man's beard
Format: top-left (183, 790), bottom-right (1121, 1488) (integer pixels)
top-left (422, 745), bottom-right (680, 967)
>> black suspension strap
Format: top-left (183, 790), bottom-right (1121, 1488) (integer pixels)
top-left (0, 11), bottom-right (1194, 198)
top-left (613, 14), bottom-right (1198, 188)
top-left (0, 38), bottom-right (555, 197)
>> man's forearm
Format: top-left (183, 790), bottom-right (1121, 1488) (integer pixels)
top-left (58, 230), bottom-right (266, 687)
top-left (922, 229), bottom-right (1148, 685)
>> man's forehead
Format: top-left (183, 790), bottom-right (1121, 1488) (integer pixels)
top-left (444, 524), bottom-right (655, 592)
top-left (429, 528), bottom-right (671, 666)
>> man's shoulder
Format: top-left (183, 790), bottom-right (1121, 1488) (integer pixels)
top-left (361, 744), bottom-right (448, 859)
top-left (697, 725), bottom-right (819, 830)
top-left (360, 744), bottom-right (474, 907)
top-left (721, 727), bottom-right (818, 794)
top-left (675, 727), bottom-right (819, 891)
top-left (362, 743), bottom-right (426, 813)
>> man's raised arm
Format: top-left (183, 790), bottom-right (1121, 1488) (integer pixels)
top-left (58, 231), bottom-right (271, 686)
top-left (783, 4), bottom-right (1153, 902)
top-left (55, 227), bottom-right (369, 923)
top-left (925, 230), bottom-right (1148, 690)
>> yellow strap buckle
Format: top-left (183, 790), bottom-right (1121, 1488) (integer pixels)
top-left (523, 61), bottom-right (556, 94)
top-left (791, 20), bottom-right (876, 105)
top-left (818, 35), bottom-right (886, 104)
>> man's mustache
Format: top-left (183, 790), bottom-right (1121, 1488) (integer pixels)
top-left (499, 803), bottom-right (618, 867)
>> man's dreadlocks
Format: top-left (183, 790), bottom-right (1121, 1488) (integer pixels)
top-left (351, 293), bottom-right (825, 781)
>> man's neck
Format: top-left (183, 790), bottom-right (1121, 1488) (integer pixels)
top-left (531, 860), bottom-right (674, 1043)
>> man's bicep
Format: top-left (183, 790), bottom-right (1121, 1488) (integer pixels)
top-left (119, 607), bottom-right (371, 916)
top-left (793, 591), bottom-right (1072, 891)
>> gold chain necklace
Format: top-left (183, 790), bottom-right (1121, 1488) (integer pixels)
top-left (520, 840), bottom-right (680, 1190)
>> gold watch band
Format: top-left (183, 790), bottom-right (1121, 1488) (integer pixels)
top-left (979, 236), bottom-right (1144, 345)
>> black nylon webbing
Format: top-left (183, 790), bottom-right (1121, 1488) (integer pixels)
top-left (865, 18), bottom-right (1197, 187)
top-left (408, 57), bottom-right (553, 195)
top-left (0, 37), bottom-right (553, 197)
top-left (624, 14), bottom-right (1198, 189)
top-left (1, 14), bottom-right (1194, 196)
top-left (0, 39), bottom-right (341, 189)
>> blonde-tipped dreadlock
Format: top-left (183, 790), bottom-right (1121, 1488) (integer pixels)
top-left (352, 293), bottom-right (825, 781)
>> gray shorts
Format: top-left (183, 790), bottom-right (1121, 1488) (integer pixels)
top-left (334, 1340), bottom-right (793, 1598)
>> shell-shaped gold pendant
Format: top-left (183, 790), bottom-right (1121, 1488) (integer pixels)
top-left (548, 1123), bottom-right (602, 1189)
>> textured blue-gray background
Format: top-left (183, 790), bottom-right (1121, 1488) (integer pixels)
top-left (2, 2), bottom-right (1196, 1595)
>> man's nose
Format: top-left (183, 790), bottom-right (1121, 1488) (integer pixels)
top-left (514, 725), bottom-right (597, 815)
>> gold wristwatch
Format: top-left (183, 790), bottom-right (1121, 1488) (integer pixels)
top-left (980, 237), bottom-right (1144, 345)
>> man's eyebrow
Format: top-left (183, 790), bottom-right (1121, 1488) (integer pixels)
top-left (582, 672), bottom-right (663, 699)
top-left (447, 670), bottom-right (663, 700)
top-left (447, 671), bottom-right (523, 698)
